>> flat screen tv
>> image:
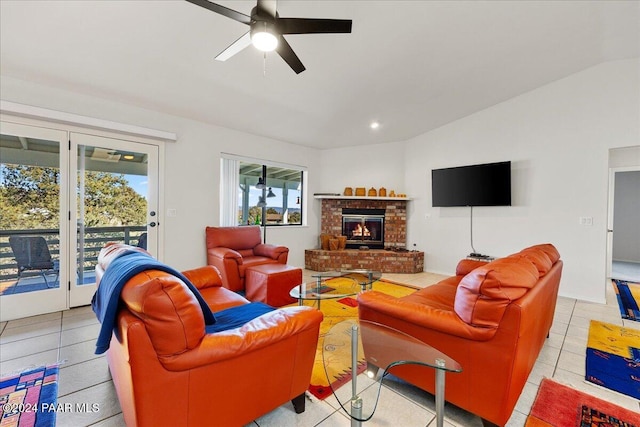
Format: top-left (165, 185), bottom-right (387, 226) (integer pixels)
top-left (432, 161), bottom-right (511, 207)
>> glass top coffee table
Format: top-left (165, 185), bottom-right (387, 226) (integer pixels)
top-left (289, 270), bottom-right (381, 308)
top-left (323, 319), bottom-right (462, 427)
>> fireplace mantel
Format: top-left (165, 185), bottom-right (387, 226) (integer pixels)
top-left (314, 195), bottom-right (412, 201)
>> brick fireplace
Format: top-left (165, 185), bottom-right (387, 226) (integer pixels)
top-left (305, 197), bottom-right (424, 273)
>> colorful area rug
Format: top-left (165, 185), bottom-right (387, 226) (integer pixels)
top-left (612, 279), bottom-right (640, 322)
top-left (0, 364), bottom-right (60, 427)
top-left (302, 278), bottom-right (419, 399)
top-left (586, 320), bottom-right (640, 400)
top-left (525, 378), bottom-right (640, 427)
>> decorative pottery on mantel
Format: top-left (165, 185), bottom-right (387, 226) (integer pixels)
top-left (344, 187), bottom-right (353, 196)
top-left (320, 234), bottom-right (347, 251)
top-left (368, 187), bottom-right (377, 197)
top-left (337, 236), bottom-right (347, 250)
top-left (320, 234), bottom-right (332, 250)
top-left (355, 187), bottom-right (366, 196)
top-left (378, 187), bottom-right (387, 197)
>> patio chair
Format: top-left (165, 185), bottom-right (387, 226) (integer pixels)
top-left (136, 232), bottom-right (147, 250)
top-left (9, 236), bottom-right (60, 288)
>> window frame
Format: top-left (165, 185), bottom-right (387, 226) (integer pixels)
top-left (220, 154), bottom-right (306, 228)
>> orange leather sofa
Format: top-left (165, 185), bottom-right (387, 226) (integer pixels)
top-left (96, 244), bottom-right (322, 427)
top-left (357, 244), bottom-right (563, 427)
top-left (206, 226), bottom-right (289, 292)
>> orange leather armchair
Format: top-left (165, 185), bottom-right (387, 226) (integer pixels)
top-left (206, 226), bottom-right (289, 292)
top-left (96, 244), bottom-right (322, 427)
top-left (357, 244), bottom-right (563, 427)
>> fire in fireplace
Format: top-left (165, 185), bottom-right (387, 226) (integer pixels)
top-left (342, 208), bottom-right (385, 249)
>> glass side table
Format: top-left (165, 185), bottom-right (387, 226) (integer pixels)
top-left (290, 270), bottom-right (381, 308)
top-left (340, 270), bottom-right (382, 292)
top-left (323, 319), bottom-right (462, 427)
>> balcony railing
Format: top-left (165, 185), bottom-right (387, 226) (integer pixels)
top-left (0, 226), bottom-right (146, 282)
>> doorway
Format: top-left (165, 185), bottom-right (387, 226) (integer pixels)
top-left (607, 168), bottom-right (640, 283)
top-left (0, 122), bottom-right (160, 321)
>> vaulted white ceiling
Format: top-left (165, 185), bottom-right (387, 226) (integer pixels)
top-left (1, 1), bottom-right (638, 149)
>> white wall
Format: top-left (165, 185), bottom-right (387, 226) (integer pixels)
top-left (402, 59), bottom-right (639, 303)
top-left (318, 140), bottom-right (407, 195)
top-left (0, 76), bottom-right (321, 270)
top-left (318, 59), bottom-right (640, 303)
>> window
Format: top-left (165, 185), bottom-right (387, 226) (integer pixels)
top-left (220, 156), bottom-right (305, 227)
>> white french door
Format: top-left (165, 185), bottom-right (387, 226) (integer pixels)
top-left (1, 120), bottom-right (162, 320)
top-left (69, 133), bottom-right (159, 307)
top-left (0, 122), bottom-right (69, 321)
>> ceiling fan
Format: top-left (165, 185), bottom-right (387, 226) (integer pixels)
top-left (186, 0), bottom-right (352, 74)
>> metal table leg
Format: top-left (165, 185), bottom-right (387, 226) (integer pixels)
top-left (351, 324), bottom-right (362, 427)
top-left (435, 358), bottom-right (446, 427)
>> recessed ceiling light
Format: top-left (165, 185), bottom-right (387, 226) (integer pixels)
top-left (370, 121), bottom-right (380, 130)
top-left (123, 155), bottom-right (135, 160)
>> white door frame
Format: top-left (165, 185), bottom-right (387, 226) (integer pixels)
top-left (606, 166), bottom-right (640, 280)
top-left (0, 121), bottom-right (69, 321)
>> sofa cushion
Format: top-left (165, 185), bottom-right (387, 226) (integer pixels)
top-left (456, 259), bottom-right (492, 276)
top-left (454, 257), bottom-right (539, 328)
top-left (206, 226), bottom-right (262, 251)
top-left (237, 249), bottom-right (255, 258)
top-left (515, 248), bottom-right (553, 276)
top-left (121, 271), bottom-right (206, 357)
top-left (238, 256), bottom-right (280, 279)
top-left (403, 276), bottom-right (461, 311)
top-left (522, 243), bottom-right (560, 264)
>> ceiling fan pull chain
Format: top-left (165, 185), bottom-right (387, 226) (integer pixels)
top-left (263, 52), bottom-right (267, 77)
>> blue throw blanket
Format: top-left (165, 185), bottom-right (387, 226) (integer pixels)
top-left (91, 250), bottom-right (216, 355)
top-left (205, 302), bottom-right (274, 333)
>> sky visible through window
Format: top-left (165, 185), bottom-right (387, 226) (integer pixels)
top-left (125, 174), bottom-right (147, 198)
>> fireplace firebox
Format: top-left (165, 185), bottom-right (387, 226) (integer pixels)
top-left (342, 208), bottom-right (385, 249)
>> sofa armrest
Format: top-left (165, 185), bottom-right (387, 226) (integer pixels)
top-left (182, 265), bottom-right (223, 290)
top-left (254, 243), bottom-right (288, 260)
top-left (207, 247), bottom-right (243, 264)
top-left (157, 306), bottom-right (323, 371)
top-left (357, 291), bottom-right (496, 341)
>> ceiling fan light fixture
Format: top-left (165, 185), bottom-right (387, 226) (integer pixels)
top-left (251, 22), bottom-right (278, 52)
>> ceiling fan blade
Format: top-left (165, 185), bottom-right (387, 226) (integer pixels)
top-left (215, 31), bottom-right (252, 61)
top-left (277, 18), bottom-right (352, 35)
top-left (276, 36), bottom-right (306, 74)
top-left (185, 0), bottom-right (251, 25)
top-left (256, 0), bottom-right (277, 18)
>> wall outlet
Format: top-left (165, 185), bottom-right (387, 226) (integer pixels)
top-left (579, 216), bottom-right (593, 226)
top-left (167, 208), bottom-right (177, 217)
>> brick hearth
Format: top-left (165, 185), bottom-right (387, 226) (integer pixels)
top-left (305, 248), bottom-right (424, 273)
top-left (306, 197), bottom-right (425, 273)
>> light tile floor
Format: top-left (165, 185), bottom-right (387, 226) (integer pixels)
top-left (0, 270), bottom-right (638, 426)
